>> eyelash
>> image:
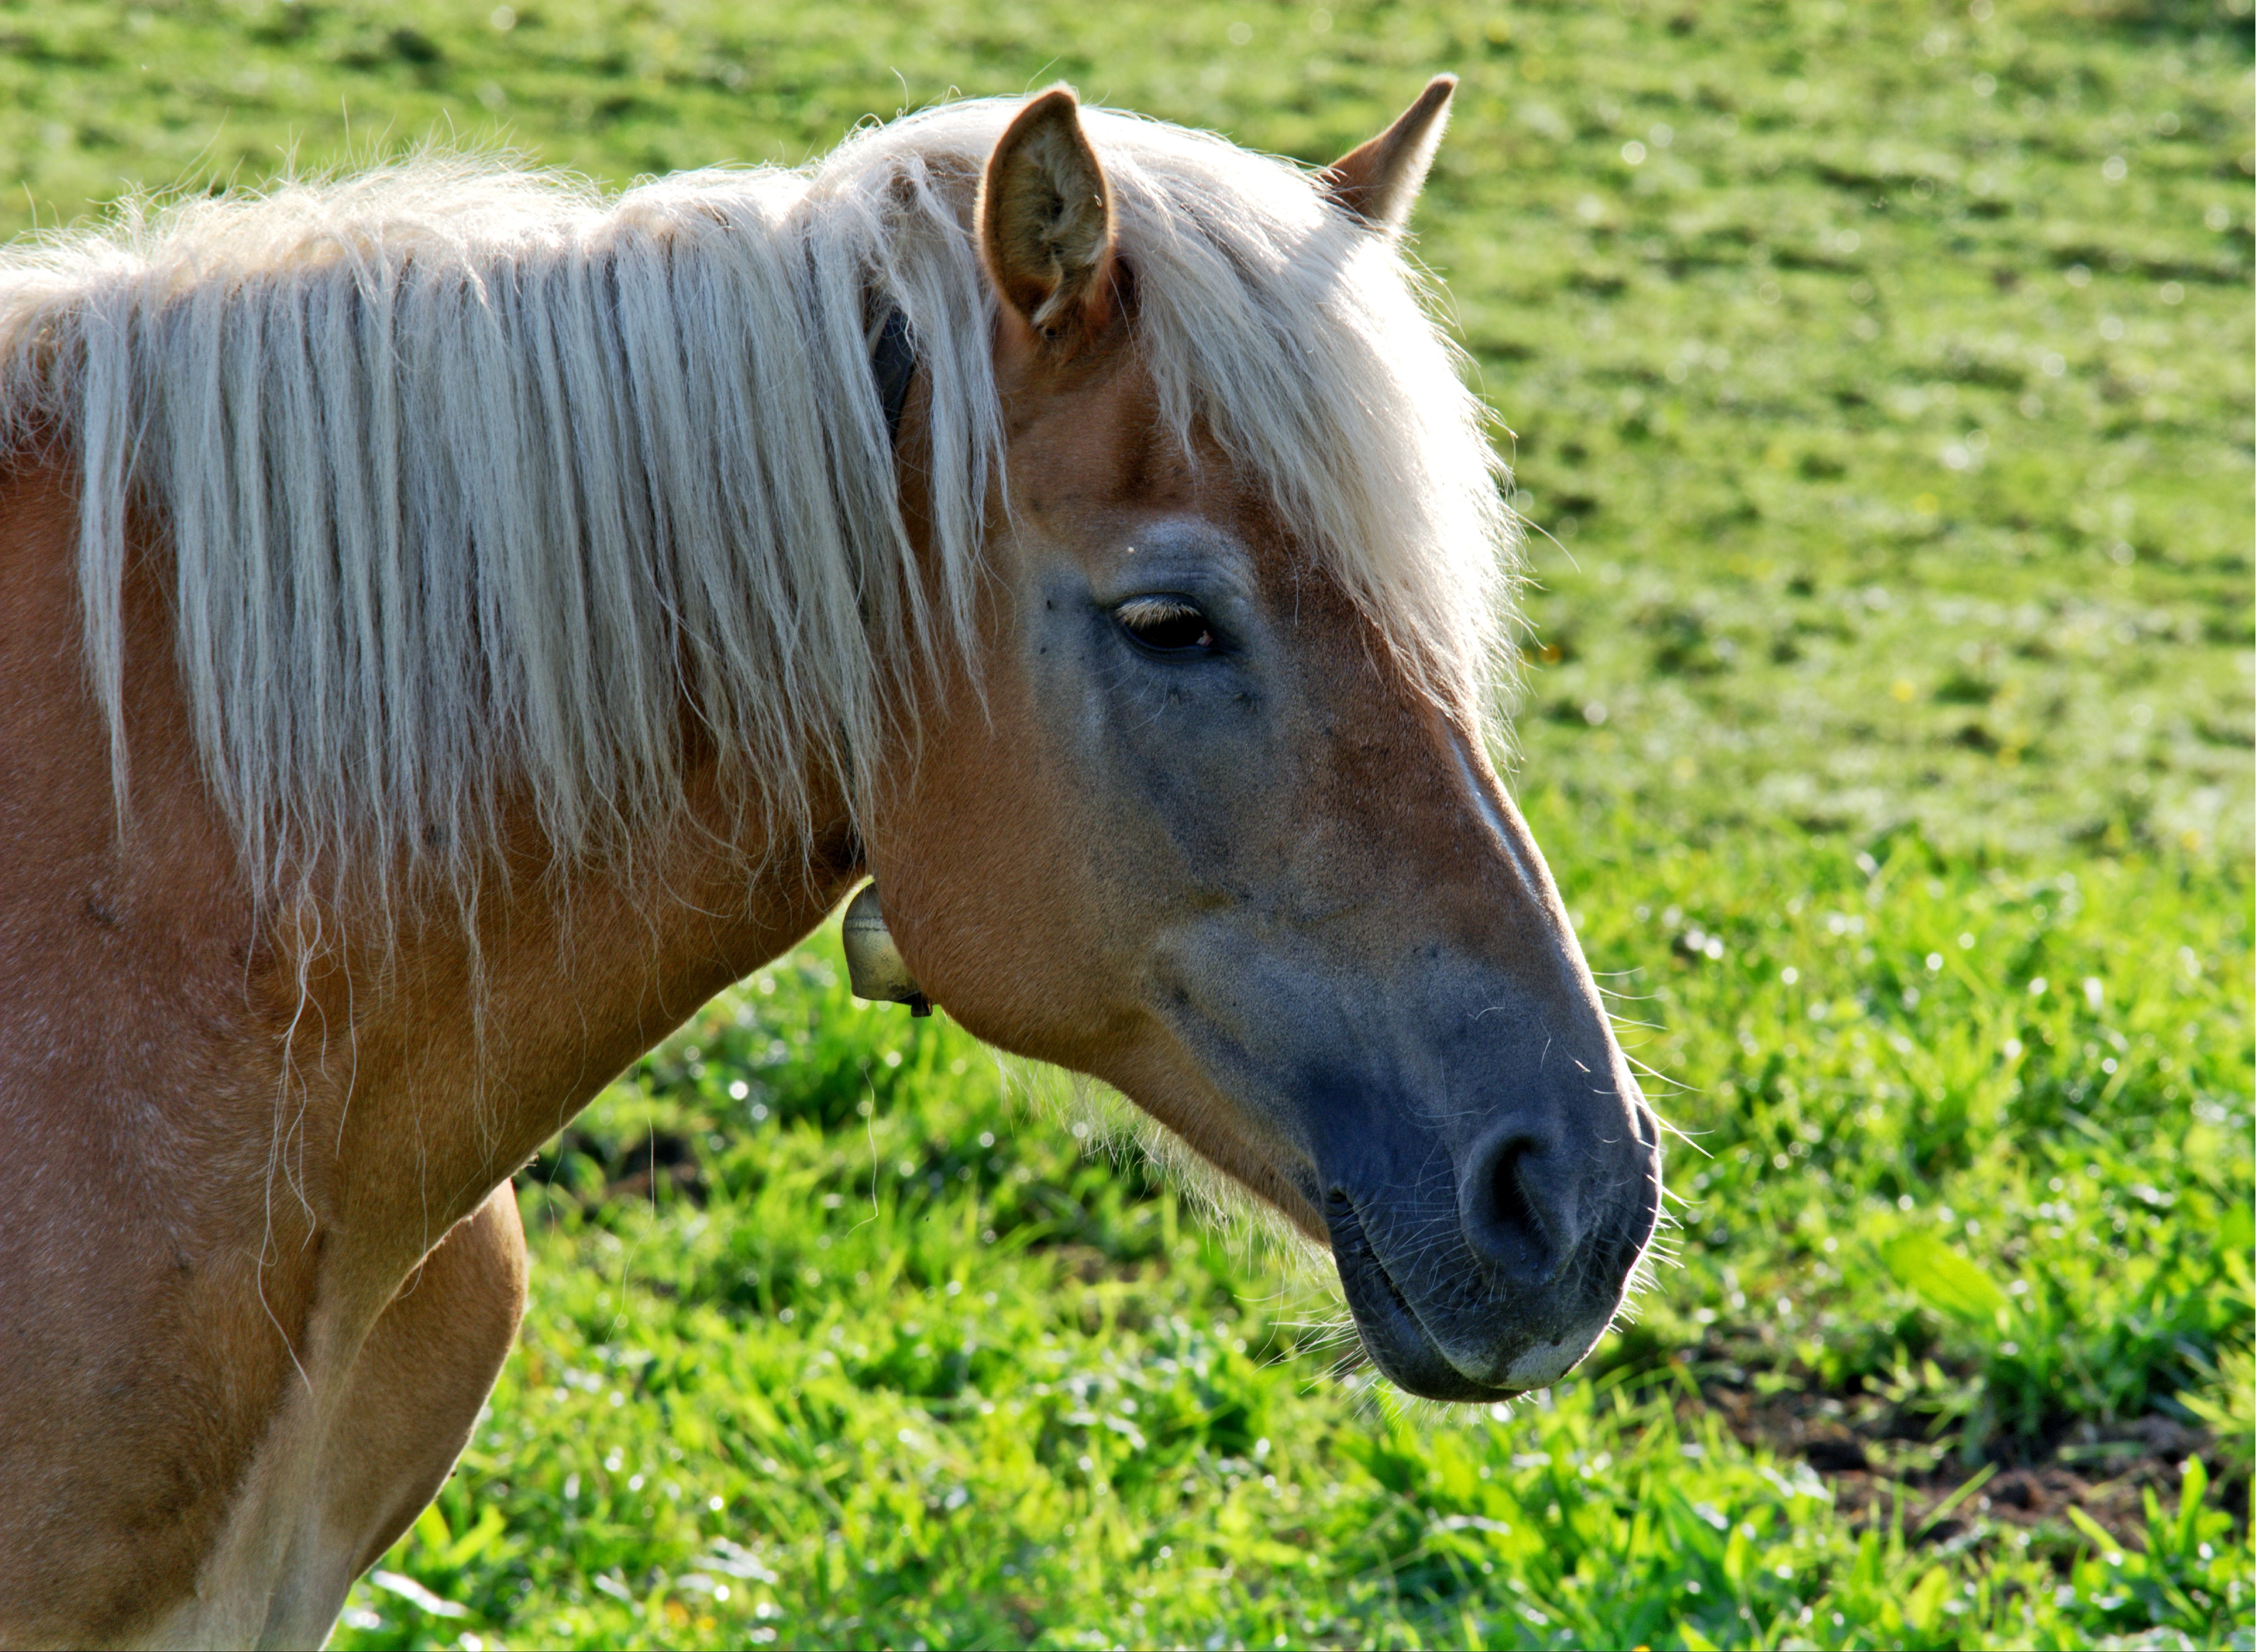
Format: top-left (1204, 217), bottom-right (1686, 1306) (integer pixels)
top-left (1114, 596), bottom-right (1215, 653)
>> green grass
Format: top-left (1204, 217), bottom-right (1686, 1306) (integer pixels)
top-left (332, 877), bottom-right (2250, 1651)
top-left (3, 1), bottom-right (2248, 1646)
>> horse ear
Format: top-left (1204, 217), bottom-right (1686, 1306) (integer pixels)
top-left (979, 85), bottom-right (1117, 342)
top-left (1320, 74), bottom-right (1457, 235)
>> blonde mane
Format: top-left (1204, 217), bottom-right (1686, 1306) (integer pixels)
top-left (0, 97), bottom-right (1514, 903)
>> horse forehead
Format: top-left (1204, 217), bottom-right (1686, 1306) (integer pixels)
top-left (1009, 434), bottom-right (1327, 625)
top-left (1004, 349), bottom-right (1181, 507)
top-left (994, 345), bottom-right (1379, 647)
top-left (1000, 345), bottom-right (1277, 537)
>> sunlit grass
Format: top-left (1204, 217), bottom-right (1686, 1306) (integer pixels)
top-left (333, 860), bottom-right (2248, 1647)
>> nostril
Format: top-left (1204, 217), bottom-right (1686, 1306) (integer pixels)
top-left (1464, 1131), bottom-right (1563, 1284)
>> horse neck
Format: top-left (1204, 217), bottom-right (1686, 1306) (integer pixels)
top-left (303, 762), bottom-right (863, 1263)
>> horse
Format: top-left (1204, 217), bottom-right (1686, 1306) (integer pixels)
top-left (0, 78), bottom-right (1661, 1646)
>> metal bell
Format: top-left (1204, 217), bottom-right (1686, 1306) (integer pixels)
top-left (841, 882), bottom-right (932, 1016)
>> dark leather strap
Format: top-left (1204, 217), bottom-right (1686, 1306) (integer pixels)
top-left (871, 310), bottom-right (916, 447)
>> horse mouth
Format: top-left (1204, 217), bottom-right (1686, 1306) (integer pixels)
top-left (1325, 1192), bottom-right (1527, 1404)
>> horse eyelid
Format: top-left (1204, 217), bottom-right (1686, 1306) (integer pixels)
top-left (1115, 596), bottom-right (1198, 625)
top-left (1113, 596), bottom-right (1215, 651)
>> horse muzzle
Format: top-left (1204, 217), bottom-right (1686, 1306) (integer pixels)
top-left (1322, 1097), bottom-right (1662, 1402)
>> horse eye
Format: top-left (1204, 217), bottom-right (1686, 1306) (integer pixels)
top-left (1115, 596), bottom-right (1214, 653)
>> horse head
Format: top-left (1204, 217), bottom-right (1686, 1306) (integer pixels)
top-left (867, 83), bottom-right (1662, 1402)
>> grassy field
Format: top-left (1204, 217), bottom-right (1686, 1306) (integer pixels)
top-left (5, 1), bottom-right (2250, 1646)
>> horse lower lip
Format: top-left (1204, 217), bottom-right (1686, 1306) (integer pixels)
top-left (1328, 1193), bottom-right (1521, 1401)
